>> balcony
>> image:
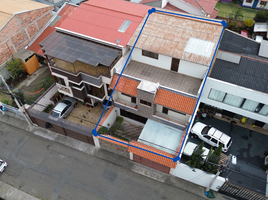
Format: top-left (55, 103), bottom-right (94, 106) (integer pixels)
top-left (114, 99), bottom-right (137, 110)
top-left (153, 112), bottom-right (187, 128)
top-left (56, 83), bottom-right (73, 96)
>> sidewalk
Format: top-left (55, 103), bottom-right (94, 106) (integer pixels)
top-left (0, 114), bottom-right (234, 200)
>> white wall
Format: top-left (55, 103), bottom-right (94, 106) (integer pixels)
top-left (256, 1), bottom-right (268, 9)
top-left (170, 162), bottom-right (225, 191)
top-left (131, 48), bottom-right (172, 70)
top-left (156, 104), bottom-right (163, 112)
top-left (242, 0), bottom-right (254, 7)
top-left (168, 0), bottom-right (204, 16)
top-left (162, 0), bottom-right (168, 7)
top-left (179, 60), bottom-right (208, 79)
top-left (114, 50), bottom-right (131, 74)
top-left (168, 110), bottom-right (191, 123)
top-left (32, 84), bottom-right (58, 111)
top-left (118, 92), bottom-right (132, 102)
top-left (201, 78), bottom-right (268, 123)
top-left (101, 107), bottom-right (118, 129)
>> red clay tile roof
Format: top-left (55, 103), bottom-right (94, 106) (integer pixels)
top-left (59, 0), bottom-right (150, 47)
top-left (129, 141), bottom-right (177, 168)
top-left (96, 105), bottom-right (115, 130)
top-left (164, 3), bottom-right (188, 13)
top-left (109, 75), bottom-right (139, 97)
top-left (154, 89), bottom-right (197, 115)
top-left (27, 4), bottom-right (77, 55)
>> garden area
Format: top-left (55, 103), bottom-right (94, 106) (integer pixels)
top-left (0, 58), bottom-right (54, 108)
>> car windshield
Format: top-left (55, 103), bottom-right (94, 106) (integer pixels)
top-left (201, 126), bottom-right (212, 135)
top-left (61, 100), bottom-right (72, 106)
top-left (51, 111), bottom-right (60, 118)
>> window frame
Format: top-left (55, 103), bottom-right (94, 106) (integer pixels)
top-left (142, 50), bottom-right (159, 60)
top-left (140, 99), bottom-right (152, 107)
top-left (260, 1), bottom-right (267, 5)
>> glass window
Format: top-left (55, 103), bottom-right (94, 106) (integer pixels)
top-left (211, 138), bottom-right (218, 144)
top-left (208, 89), bottom-right (226, 102)
top-left (140, 99), bottom-right (152, 107)
top-left (142, 50), bottom-right (158, 59)
top-left (241, 99), bottom-right (259, 112)
top-left (163, 107), bottom-right (168, 114)
top-left (259, 105), bottom-right (268, 116)
top-left (246, 0), bottom-right (252, 2)
top-left (223, 94), bottom-right (244, 107)
top-left (204, 135), bottom-right (211, 140)
top-left (260, 1), bottom-right (267, 5)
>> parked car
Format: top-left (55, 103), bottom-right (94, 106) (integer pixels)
top-left (183, 142), bottom-right (210, 161)
top-left (190, 122), bottom-right (232, 152)
top-left (0, 159), bottom-right (7, 174)
top-left (49, 97), bottom-right (77, 120)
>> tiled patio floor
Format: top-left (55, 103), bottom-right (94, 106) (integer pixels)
top-left (113, 120), bottom-right (143, 141)
top-left (66, 102), bottom-right (107, 130)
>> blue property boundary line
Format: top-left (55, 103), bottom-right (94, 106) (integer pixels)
top-left (92, 8), bottom-right (227, 163)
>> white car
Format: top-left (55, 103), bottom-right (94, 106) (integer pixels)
top-left (253, 35), bottom-right (263, 43)
top-left (191, 122), bottom-right (232, 153)
top-left (183, 142), bottom-right (210, 161)
top-left (0, 159), bottom-right (7, 174)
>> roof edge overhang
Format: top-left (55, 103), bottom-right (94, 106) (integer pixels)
top-left (55, 27), bottom-right (124, 50)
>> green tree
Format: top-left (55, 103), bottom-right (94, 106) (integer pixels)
top-left (186, 142), bottom-right (205, 169)
top-left (6, 58), bottom-right (25, 78)
top-left (203, 144), bottom-right (223, 174)
top-left (229, 9), bottom-right (243, 20)
top-left (254, 8), bottom-right (268, 20)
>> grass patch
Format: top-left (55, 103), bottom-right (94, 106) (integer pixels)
top-left (216, 2), bottom-right (258, 20)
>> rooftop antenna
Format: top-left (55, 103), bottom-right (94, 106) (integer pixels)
top-left (115, 38), bottom-right (120, 45)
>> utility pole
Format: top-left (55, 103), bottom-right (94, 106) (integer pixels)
top-left (0, 75), bottom-right (33, 127)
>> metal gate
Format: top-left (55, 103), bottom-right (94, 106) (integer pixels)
top-left (219, 182), bottom-right (268, 200)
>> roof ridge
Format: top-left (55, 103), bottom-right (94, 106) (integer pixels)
top-left (218, 50), bottom-right (268, 64)
top-left (82, 2), bottom-right (148, 18)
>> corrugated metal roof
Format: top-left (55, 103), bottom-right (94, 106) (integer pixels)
top-left (58, 0), bottom-right (150, 47)
top-left (128, 10), bottom-right (223, 66)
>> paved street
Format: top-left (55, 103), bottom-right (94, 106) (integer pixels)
top-left (0, 122), bottom-right (206, 200)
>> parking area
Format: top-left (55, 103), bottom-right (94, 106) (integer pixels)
top-left (187, 116), bottom-right (268, 195)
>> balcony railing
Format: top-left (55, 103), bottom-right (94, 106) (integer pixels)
top-left (114, 99), bottom-right (137, 110)
top-left (56, 83), bottom-right (73, 96)
top-left (153, 112), bottom-right (187, 128)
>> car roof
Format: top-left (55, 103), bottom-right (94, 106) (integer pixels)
top-left (53, 102), bottom-right (68, 113)
top-left (208, 128), bottom-right (230, 143)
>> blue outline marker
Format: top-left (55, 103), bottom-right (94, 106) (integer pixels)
top-left (93, 8), bottom-right (227, 163)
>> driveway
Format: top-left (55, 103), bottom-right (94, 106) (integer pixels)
top-left (187, 117), bottom-right (268, 195)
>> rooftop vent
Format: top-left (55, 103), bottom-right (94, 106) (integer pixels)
top-left (118, 20), bottom-right (132, 33)
top-left (185, 38), bottom-right (215, 58)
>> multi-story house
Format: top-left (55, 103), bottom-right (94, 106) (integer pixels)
top-left (39, 0), bottom-right (150, 105)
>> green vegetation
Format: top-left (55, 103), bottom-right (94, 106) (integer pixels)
top-left (229, 8), bottom-right (243, 20)
top-left (6, 58), bottom-right (26, 78)
top-left (186, 142), bottom-right (205, 169)
top-left (216, 2), bottom-right (258, 20)
top-left (203, 144), bottom-right (223, 174)
top-left (98, 126), bottom-right (110, 135)
top-left (243, 19), bottom-right (254, 27)
top-left (43, 104), bottom-right (54, 113)
top-left (254, 8), bottom-right (268, 20)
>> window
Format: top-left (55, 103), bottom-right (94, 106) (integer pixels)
top-left (208, 89), bottom-right (226, 102)
top-left (246, 0), bottom-right (252, 2)
top-left (259, 105), bottom-right (268, 116)
top-left (241, 99), bottom-right (259, 112)
top-left (142, 50), bottom-right (158, 59)
top-left (131, 97), bottom-right (136, 104)
top-left (223, 94), bottom-right (244, 107)
top-left (204, 135), bottom-right (211, 140)
top-left (140, 99), bottom-right (152, 107)
top-left (162, 107), bottom-right (168, 114)
top-left (260, 1), bottom-right (267, 5)
top-left (211, 138), bottom-right (217, 144)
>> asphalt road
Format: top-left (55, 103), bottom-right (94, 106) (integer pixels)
top-left (0, 122), bottom-right (205, 200)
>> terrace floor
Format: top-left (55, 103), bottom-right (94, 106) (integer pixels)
top-left (124, 61), bottom-right (201, 96)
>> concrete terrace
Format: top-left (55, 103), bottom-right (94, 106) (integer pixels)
top-left (124, 61), bottom-right (201, 96)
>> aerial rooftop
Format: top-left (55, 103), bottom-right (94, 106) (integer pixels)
top-left (58, 0), bottom-right (150, 47)
top-left (128, 9), bottom-right (223, 66)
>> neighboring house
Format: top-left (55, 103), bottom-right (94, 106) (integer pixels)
top-left (200, 29), bottom-right (268, 131)
top-left (39, 0), bottom-right (150, 105)
top-left (0, 0), bottom-right (53, 67)
top-left (140, 0), bottom-right (219, 18)
top-left (103, 8), bottom-right (224, 172)
top-left (242, 0), bottom-right (268, 9)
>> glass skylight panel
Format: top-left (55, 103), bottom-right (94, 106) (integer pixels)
top-left (185, 38), bottom-right (215, 57)
top-left (118, 20), bottom-right (132, 32)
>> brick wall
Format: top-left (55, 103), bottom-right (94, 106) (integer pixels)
top-left (0, 6), bottom-right (53, 65)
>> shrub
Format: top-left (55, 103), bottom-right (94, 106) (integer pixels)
top-left (243, 19), bottom-right (254, 28)
top-left (116, 116), bottom-right (124, 125)
top-left (186, 142), bottom-right (205, 169)
top-left (227, 22), bottom-right (237, 30)
top-left (203, 144), bottom-right (223, 174)
top-left (43, 104), bottom-right (54, 113)
top-left (6, 58), bottom-right (26, 78)
top-left (254, 8), bottom-right (268, 20)
top-left (98, 126), bottom-right (109, 135)
top-left (229, 9), bottom-right (243, 20)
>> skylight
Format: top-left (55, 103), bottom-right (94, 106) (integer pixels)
top-left (184, 38), bottom-right (215, 58)
top-left (118, 20), bottom-right (132, 33)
